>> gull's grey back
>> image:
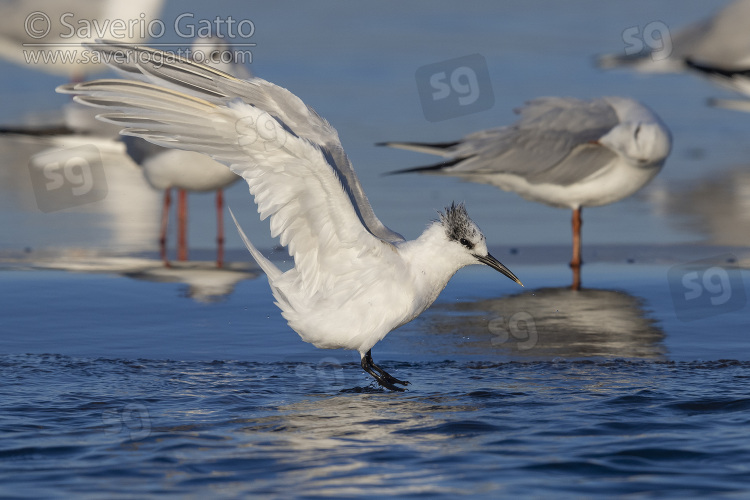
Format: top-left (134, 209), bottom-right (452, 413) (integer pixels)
top-left (447, 97), bottom-right (620, 186)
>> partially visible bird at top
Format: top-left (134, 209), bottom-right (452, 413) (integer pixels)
top-left (682, 59), bottom-right (750, 114)
top-left (381, 97), bottom-right (672, 290)
top-left (596, 0), bottom-right (750, 74)
top-left (60, 40), bottom-right (523, 391)
top-left (0, 0), bottom-right (165, 81)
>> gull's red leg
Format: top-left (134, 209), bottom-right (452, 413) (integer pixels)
top-left (216, 189), bottom-right (224, 268)
top-left (177, 189), bottom-right (188, 261)
top-left (570, 207), bottom-right (582, 290)
top-left (160, 189), bottom-right (171, 267)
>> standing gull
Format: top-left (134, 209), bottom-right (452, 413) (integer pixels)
top-left (381, 97), bottom-right (672, 289)
top-left (123, 37), bottom-right (250, 267)
top-left (1, 36), bottom-right (247, 268)
top-left (0, 0), bottom-right (165, 80)
top-left (59, 41), bottom-right (523, 391)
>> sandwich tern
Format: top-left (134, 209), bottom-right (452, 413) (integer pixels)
top-left (59, 41), bottom-right (523, 391)
top-left (381, 97), bottom-right (672, 289)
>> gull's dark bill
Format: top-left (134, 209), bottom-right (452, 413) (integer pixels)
top-left (475, 253), bottom-right (523, 287)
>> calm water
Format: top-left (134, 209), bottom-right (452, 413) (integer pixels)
top-left (2, 0), bottom-right (750, 498)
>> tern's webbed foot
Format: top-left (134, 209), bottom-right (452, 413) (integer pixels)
top-left (361, 350), bottom-right (409, 391)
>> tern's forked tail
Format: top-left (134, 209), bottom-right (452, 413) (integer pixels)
top-left (228, 208), bottom-right (282, 282)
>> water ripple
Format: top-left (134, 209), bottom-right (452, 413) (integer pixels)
top-left (2, 355), bottom-right (750, 497)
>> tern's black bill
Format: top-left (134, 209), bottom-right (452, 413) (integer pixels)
top-left (475, 253), bottom-right (523, 287)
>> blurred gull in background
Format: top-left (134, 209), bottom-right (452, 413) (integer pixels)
top-left (1, 36), bottom-right (248, 267)
top-left (682, 60), bottom-right (750, 114)
top-left (0, 0), bottom-right (165, 80)
top-left (382, 97), bottom-right (672, 290)
top-left (596, 0), bottom-right (750, 73)
top-left (121, 37), bottom-right (249, 267)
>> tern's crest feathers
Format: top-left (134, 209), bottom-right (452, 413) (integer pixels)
top-left (439, 202), bottom-right (479, 242)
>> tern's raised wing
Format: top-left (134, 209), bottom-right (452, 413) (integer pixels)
top-left (386, 97), bottom-right (620, 187)
top-left (59, 41), bottom-right (398, 291)
top-left (81, 40), bottom-right (403, 243)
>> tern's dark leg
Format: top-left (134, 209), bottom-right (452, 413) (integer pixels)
top-left (361, 350), bottom-right (409, 391)
top-left (361, 355), bottom-right (403, 391)
top-left (570, 207), bottom-right (582, 291)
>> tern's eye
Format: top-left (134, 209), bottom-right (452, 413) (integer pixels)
top-left (459, 238), bottom-right (474, 250)
top-left (634, 124), bottom-right (642, 140)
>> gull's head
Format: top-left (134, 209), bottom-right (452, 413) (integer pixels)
top-left (437, 203), bottom-right (523, 286)
top-left (599, 99), bottom-right (672, 168)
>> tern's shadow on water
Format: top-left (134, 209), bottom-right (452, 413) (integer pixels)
top-left (425, 287), bottom-right (667, 360)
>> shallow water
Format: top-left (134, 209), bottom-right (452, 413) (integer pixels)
top-left (4, 354), bottom-right (750, 498)
top-left (2, 0), bottom-right (750, 497)
top-left (2, 259), bottom-right (750, 497)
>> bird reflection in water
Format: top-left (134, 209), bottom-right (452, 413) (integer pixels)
top-left (423, 287), bottom-right (666, 360)
top-left (647, 166), bottom-right (750, 248)
top-left (31, 256), bottom-right (258, 303)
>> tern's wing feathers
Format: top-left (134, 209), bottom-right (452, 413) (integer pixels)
top-left (59, 43), bottom-right (395, 293)
top-left (83, 41), bottom-right (403, 243)
top-left (388, 97), bottom-right (620, 187)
